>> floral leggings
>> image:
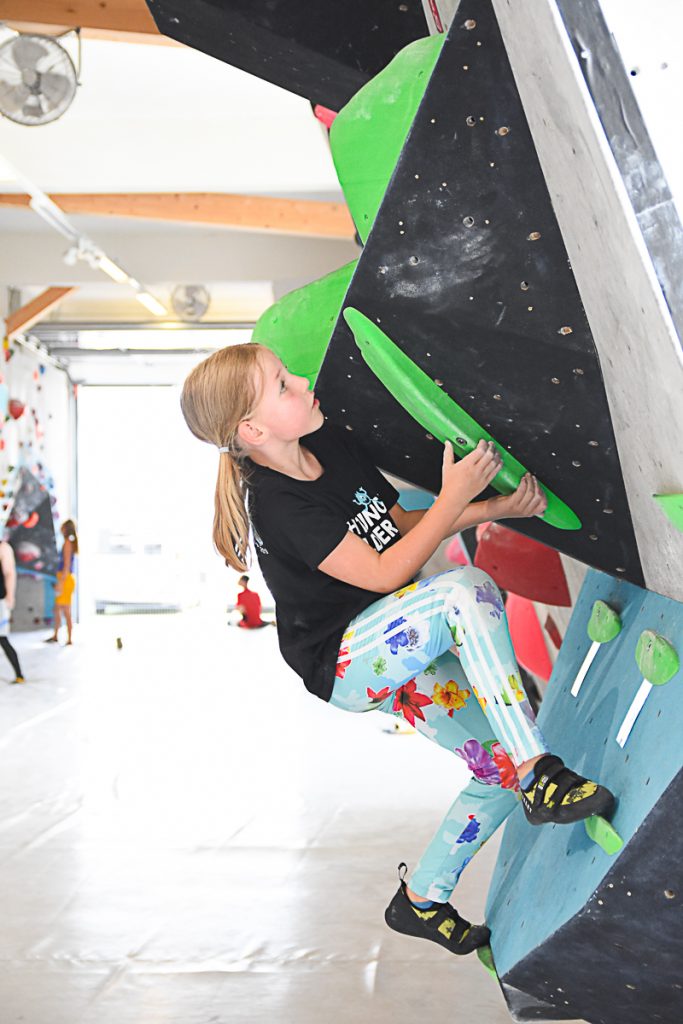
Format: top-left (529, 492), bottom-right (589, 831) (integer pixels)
top-left (330, 566), bottom-right (549, 903)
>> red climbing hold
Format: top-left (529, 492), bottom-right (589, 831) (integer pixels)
top-left (474, 522), bottom-right (570, 606)
top-left (506, 592), bottom-right (553, 682)
top-left (8, 399), bottom-right (26, 420)
top-left (313, 104), bottom-right (338, 129)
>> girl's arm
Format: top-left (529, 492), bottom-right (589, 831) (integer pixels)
top-left (391, 473), bottom-right (546, 537)
top-left (319, 441), bottom-right (502, 594)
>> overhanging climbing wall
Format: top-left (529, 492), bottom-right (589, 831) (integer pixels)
top-left (315, 0), bottom-right (644, 587)
top-left (146, 0), bottom-right (428, 109)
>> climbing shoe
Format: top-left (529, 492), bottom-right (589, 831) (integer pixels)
top-left (521, 754), bottom-right (615, 825)
top-left (384, 864), bottom-right (490, 956)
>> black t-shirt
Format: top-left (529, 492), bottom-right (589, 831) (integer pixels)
top-left (245, 421), bottom-right (402, 701)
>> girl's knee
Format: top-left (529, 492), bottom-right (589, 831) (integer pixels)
top-left (440, 566), bottom-right (503, 609)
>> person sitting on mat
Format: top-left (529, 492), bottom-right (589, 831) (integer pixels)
top-left (235, 574), bottom-right (268, 629)
top-left (180, 343), bottom-right (615, 958)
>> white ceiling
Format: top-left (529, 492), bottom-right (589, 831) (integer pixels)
top-left (0, 30), bottom-right (355, 309)
top-left (0, 32), bottom-right (342, 195)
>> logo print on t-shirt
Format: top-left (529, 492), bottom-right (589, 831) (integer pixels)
top-left (252, 526), bottom-right (269, 555)
top-left (347, 489), bottom-right (399, 553)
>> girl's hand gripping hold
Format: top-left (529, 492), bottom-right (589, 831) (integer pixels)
top-left (440, 439), bottom-right (502, 508)
top-left (493, 472), bottom-right (548, 520)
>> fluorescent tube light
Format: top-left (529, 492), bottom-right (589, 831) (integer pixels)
top-left (96, 255), bottom-right (130, 285)
top-left (135, 290), bottom-right (167, 317)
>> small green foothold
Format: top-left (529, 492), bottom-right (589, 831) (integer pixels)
top-left (584, 815), bottom-right (624, 855)
top-left (477, 945), bottom-right (497, 978)
top-left (635, 630), bottom-right (680, 686)
top-left (587, 600), bottom-right (622, 644)
top-left (653, 493), bottom-right (683, 532)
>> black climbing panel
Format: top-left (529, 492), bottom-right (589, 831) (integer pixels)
top-left (146, 0), bottom-right (428, 110)
top-left (315, 0), bottom-right (644, 586)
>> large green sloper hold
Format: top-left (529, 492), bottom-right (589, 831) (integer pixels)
top-left (344, 307), bottom-right (581, 531)
top-left (251, 260), bottom-right (357, 386)
top-left (330, 34), bottom-right (444, 244)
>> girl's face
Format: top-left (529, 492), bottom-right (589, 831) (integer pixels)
top-left (242, 350), bottom-right (324, 445)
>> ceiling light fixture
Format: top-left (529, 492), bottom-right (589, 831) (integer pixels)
top-left (135, 290), bottom-right (167, 317)
top-left (1, 151), bottom-right (168, 317)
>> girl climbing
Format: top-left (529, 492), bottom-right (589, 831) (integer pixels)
top-left (181, 344), bottom-right (615, 957)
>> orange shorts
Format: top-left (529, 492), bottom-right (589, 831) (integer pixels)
top-left (55, 573), bottom-right (75, 606)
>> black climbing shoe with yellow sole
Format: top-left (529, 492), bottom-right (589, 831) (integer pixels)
top-left (521, 754), bottom-right (615, 825)
top-left (384, 864), bottom-right (490, 956)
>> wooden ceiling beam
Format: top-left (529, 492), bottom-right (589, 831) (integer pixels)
top-left (0, 192), bottom-right (357, 240)
top-left (5, 286), bottom-right (77, 340)
top-left (0, 1), bottom-right (170, 44)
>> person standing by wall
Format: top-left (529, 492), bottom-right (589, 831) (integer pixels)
top-left (0, 538), bottom-right (25, 684)
top-left (45, 520), bottom-right (78, 646)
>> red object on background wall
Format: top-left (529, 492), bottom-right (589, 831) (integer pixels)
top-left (506, 592), bottom-right (553, 682)
top-left (474, 522), bottom-right (571, 606)
top-left (8, 399), bottom-right (26, 420)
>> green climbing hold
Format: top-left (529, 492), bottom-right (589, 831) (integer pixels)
top-left (252, 260), bottom-right (357, 386)
top-left (653, 493), bottom-right (683, 532)
top-left (587, 601), bottom-right (622, 644)
top-left (343, 306), bottom-right (581, 531)
top-left (477, 945), bottom-right (497, 978)
top-left (584, 815), bottom-right (624, 856)
top-left (330, 35), bottom-right (444, 243)
top-left (635, 630), bottom-right (680, 686)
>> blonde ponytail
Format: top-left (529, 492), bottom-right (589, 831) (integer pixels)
top-left (215, 450), bottom-right (251, 571)
top-left (180, 343), bottom-right (266, 570)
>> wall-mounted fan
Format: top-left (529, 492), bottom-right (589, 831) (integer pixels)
top-left (171, 285), bottom-right (211, 321)
top-left (0, 31), bottom-right (80, 126)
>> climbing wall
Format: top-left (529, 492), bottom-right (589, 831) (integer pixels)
top-left (485, 568), bottom-right (683, 1023)
top-left (146, 0), bottom-right (428, 109)
top-left (315, 1), bottom-right (643, 587)
top-left (0, 338), bottom-right (73, 631)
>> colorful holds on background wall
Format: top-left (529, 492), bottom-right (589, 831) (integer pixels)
top-left (15, 540), bottom-right (40, 563)
top-left (8, 399), bottom-right (26, 420)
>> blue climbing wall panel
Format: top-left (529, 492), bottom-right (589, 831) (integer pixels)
top-left (486, 568), bottom-right (683, 1022)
